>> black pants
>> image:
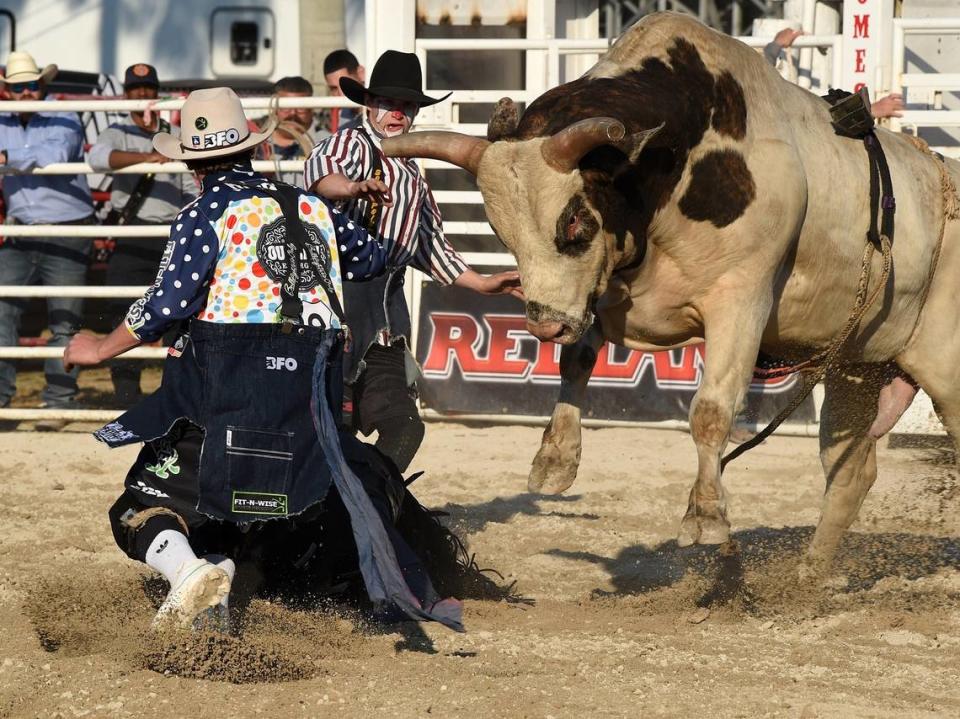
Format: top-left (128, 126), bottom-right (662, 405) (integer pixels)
top-left (108, 423), bottom-right (415, 602)
top-left (105, 240), bottom-right (167, 402)
top-left (348, 344), bottom-right (424, 473)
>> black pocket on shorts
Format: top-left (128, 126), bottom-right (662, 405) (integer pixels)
top-left (225, 426), bottom-right (294, 515)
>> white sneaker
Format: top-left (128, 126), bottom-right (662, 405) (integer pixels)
top-left (152, 558), bottom-right (231, 631)
top-left (193, 557), bottom-right (235, 633)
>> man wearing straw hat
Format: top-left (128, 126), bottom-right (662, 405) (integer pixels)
top-left (0, 51), bottom-right (94, 429)
top-left (65, 87), bottom-right (465, 633)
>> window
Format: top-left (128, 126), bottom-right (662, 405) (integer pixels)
top-left (230, 21), bottom-right (259, 65)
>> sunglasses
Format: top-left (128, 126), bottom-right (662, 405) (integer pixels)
top-left (8, 81), bottom-right (40, 93)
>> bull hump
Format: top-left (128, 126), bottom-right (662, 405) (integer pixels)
top-left (679, 150), bottom-right (756, 227)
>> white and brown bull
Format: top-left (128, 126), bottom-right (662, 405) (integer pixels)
top-left (383, 12), bottom-right (960, 569)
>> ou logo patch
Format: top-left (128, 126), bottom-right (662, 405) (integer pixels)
top-left (266, 356), bottom-right (298, 371)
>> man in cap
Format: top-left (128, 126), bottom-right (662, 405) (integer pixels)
top-left (0, 51), bottom-right (94, 429)
top-left (305, 50), bottom-right (522, 473)
top-left (65, 87), bottom-right (465, 633)
top-left (88, 63), bottom-right (197, 405)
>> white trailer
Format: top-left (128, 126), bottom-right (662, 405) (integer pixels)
top-left (0, 0), bottom-right (302, 82)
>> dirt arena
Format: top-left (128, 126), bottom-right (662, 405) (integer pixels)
top-left (1, 397), bottom-right (959, 717)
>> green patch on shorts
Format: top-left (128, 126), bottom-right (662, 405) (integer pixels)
top-left (145, 450), bottom-right (181, 480)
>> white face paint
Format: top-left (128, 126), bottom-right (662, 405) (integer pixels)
top-left (369, 98), bottom-right (418, 137)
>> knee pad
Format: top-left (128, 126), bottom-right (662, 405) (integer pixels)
top-left (108, 494), bottom-right (189, 561)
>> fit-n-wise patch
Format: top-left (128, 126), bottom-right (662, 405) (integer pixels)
top-left (232, 491), bottom-right (289, 516)
top-left (678, 150), bottom-right (756, 228)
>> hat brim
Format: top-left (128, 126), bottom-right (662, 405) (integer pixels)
top-left (0, 63), bottom-right (58, 84)
top-left (339, 77), bottom-right (451, 107)
top-left (123, 79), bottom-right (159, 91)
top-left (154, 117), bottom-right (278, 160)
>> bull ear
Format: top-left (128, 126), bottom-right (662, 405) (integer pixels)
top-left (487, 97), bottom-right (520, 141)
top-left (619, 122), bottom-right (666, 163)
top-left (541, 117), bottom-right (626, 173)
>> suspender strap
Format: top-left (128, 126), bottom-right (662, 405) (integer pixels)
top-left (257, 184), bottom-right (346, 326)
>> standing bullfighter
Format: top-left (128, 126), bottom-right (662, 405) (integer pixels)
top-left (304, 50), bottom-right (523, 472)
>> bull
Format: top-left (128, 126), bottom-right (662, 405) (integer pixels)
top-left (383, 12), bottom-right (960, 570)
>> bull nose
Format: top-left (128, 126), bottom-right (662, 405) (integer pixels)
top-left (526, 319), bottom-right (566, 342)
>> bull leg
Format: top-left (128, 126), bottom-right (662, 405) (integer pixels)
top-left (805, 365), bottom-right (885, 571)
top-left (677, 303), bottom-right (769, 547)
top-left (528, 322), bottom-right (604, 494)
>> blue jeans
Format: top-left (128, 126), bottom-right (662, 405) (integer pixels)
top-left (0, 236), bottom-right (90, 407)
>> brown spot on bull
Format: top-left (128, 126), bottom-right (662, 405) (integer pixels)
top-left (511, 39), bottom-right (751, 244)
top-left (678, 150), bottom-right (756, 228)
top-left (690, 398), bottom-right (728, 448)
top-left (711, 71), bottom-right (747, 139)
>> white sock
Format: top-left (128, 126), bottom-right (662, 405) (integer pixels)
top-left (145, 529), bottom-right (199, 586)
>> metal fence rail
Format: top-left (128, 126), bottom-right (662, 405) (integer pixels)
top-left (0, 44), bottom-right (958, 427)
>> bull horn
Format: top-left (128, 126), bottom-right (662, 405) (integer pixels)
top-left (380, 132), bottom-right (490, 176)
top-left (541, 117), bottom-right (626, 173)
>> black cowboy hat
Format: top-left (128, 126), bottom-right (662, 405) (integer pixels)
top-left (340, 50), bottom-right (451, 107)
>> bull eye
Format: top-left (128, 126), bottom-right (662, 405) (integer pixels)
top-left (554, 195), bottom-right (596, 258)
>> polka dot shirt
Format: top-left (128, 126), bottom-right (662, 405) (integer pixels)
top-left (125, 162), bottom-right (386, 342)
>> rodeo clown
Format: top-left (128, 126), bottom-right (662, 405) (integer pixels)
top-left (64, 88), bottom-right (463, 632)
top-left (305, 51), bottom-right (523, 473)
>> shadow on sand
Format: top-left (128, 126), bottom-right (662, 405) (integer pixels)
top-left (439, 492), bottom-right (592, 534)
top-left (546, 525), bottom-right (960, 613)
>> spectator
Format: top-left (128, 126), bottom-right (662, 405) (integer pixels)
top-left (323, 49), bottom-right (365, 131)
top-left (254, 75), bottom-right (329, 185)
top-left (763, 28), bottom-right (904, 119)
top-left (88, 63), bottom-right (197, 406)
top-left (305, 51), bottom-right (522, 472)
top-left (0, 51), bottom-right (94, 430)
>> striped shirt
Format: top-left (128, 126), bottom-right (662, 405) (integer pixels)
top-left (303, 118), bottom-right (468, 285)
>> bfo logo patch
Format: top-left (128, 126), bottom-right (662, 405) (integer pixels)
top-left (265, 356), bottom-right (298, 371)
top-left (232, 491), bottom-right (288, 516)
top-left (256, 218), bottom-right (330, 292)
top-left (201, 128), bottom-right (242, 148)
top-left (195, 116), bottom-right (208, 130)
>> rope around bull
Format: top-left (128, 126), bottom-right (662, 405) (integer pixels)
top-left (720, 233), bottom-right (893, 472)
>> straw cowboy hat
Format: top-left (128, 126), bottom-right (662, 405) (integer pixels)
top-left (339, 50), bottom-right (450, 107)
top-left (154, 87), bottom-right (277, 160)
top-left (0, 51), bottom-right (58, 84)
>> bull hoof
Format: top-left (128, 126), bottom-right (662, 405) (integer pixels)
top-left (528, 445), bottom-right (579, 495)
top-left (797, 554), bottom-right (830, 582)
top-left (677, 514), bottom-right (731, 547)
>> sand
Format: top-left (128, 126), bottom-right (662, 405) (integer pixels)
top-left (1, 418), bottom-right (959, 718)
